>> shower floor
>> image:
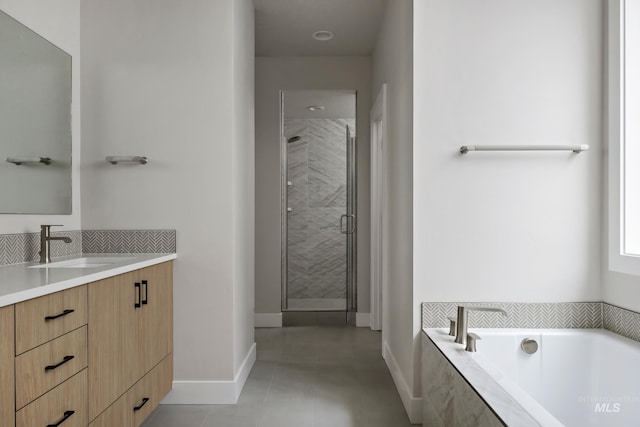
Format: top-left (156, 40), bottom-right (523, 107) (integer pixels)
top-left (287, 298), bottom-right (346, 311)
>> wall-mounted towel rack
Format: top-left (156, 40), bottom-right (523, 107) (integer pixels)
top-left (105, 156), bottom-right (148, 165)
top-left (459, 145), bottom-right (589, 154)
top-left (6, 157), bottom-right (52, 165)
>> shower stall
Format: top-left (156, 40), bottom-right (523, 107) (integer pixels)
top-left (280, 90), bottom-right (357, 321)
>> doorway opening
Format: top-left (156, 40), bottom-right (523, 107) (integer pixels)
top-left (280, 90), bottom-right (357, 324)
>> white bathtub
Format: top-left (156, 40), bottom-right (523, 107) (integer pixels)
top-left (424, 328), bottom-right (640, 427)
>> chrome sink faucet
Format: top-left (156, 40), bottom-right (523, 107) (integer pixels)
top-left (39, 225), bottom-right (72, 264)
top-left (454, 306), bottom-right (507, 345)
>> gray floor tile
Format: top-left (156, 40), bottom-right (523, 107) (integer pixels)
top-left (142, 326), bottom-right (413, 427)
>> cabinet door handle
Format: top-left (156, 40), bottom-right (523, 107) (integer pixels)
top-left (141, 280), bottom-right (148, 305)
top-left (133, 397), bottom-right (149, 412)
top-left (134, 282), bottom-right (141, 308)
top-left (46, 410), bottom-right (75, 427)
top-left (44, 309), bottom-right (74, 321)
top-left (45, 355), bottom-right (74, 371)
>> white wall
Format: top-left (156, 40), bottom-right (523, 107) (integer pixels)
top-left (371, 0), bottom-right (415, 421)
top-left (413, 0), bottom-right (602, 418)
top-left (254, 56), bottom-right (371, 317)
top-left (231, 0), bottom-right (256, 374)
top-left (0, 0), bottom-right (81, 234)
top-left (81, 0), bottom-right (255, 401)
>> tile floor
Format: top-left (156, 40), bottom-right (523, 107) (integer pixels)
top-left (142, 326), bottom-right (414, 427)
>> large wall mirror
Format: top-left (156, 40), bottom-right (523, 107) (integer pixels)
top-left (0, 9), bottom-right (72, 214)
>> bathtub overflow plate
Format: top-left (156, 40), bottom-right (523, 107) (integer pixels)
top-left (521, 338), bottom-right (538, 354)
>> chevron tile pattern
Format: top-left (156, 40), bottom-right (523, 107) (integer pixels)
top-left (0, 231), bottom-right (82, 265)
top-left (285, 118), bottom-right (354, 300)
top-left (603, 303), bottom-right (640, 343)
top-left (82, 230), bottom-right (176, 253)
top-left (422, 302), bottom-right (603, 329)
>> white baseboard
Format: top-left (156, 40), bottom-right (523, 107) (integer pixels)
top-left (382, 342), bottom-right (423, 424)
top-left (356, 312), bottom-right (370, 327)
top-left (255, 312), bottom-right (282, 328)
top-left (161, 343), bottom-right (256, 404)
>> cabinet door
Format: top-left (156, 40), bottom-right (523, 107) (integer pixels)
top-left (0, 305), bottom-right (14, 427)
top-left (88, 271), bottom-right (140, 420)
top-left (138, 261), bottom-right (173, 376)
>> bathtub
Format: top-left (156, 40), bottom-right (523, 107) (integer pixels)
top-left (422, 328), bottom-right (640, 426)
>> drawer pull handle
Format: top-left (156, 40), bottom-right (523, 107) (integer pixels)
top-left (142, 280), bottom-right (148, 305)
top-left (45, 355), bottom-right (74, 371)
top-left (46, 410), bottom-right (75, 427)
top-left (135, 282), bottom-right (141, 308)
top-left (44, 309), bottom-right (74, 321)
top-left (133, 397), bottom-right (149, 412)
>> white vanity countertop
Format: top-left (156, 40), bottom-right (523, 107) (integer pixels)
top-left (0, 253), bottom-right (177, 308)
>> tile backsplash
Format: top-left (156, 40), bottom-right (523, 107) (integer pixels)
top-left (0, 229), bottom-right (176, 266)
top-left (82, 230), bottom-right (176, 254)
top-left (422, 301), bottom-right (640, 343)
top-left (0, 231), bottom-right (82, 265)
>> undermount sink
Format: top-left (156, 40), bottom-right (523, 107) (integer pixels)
top-left (28, 256), bottom-right (135, 269)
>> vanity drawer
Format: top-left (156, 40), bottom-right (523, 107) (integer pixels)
top-left (16, 326), bottom-right (88, 409)
top-left (15, 285), bottom-right (87, 354)
top-left (16, 369), bottom-right (88, 427)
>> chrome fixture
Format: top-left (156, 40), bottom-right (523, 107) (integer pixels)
top-left (454, 306), bottom-right (507, 345)
top-left (6, 156), bottom-right (51, 165)
top-left (465, 333), bottom-right (481, 352)
top-left (460, 144), bottom-right (589, 154)
top-left (447, 316), bottom-right (457, 336)
top-left (39, 225), bottom-right (72, 264)
top-left (105, 156), bottom-right (148, 165)
top-left (521, 338), bottom-right (539, 354)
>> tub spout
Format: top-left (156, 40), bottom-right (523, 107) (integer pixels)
top-left (454, 306), bottom-right (507, 345)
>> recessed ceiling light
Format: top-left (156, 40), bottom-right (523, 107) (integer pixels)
top-left (312, 31), bottom-right (334, 41)
top-left (306, 105), bottom-right (325, 112)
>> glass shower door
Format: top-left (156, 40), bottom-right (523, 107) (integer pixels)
top-left (281, 90), bottom-right (356, 316)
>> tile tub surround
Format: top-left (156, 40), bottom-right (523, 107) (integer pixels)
top-left (0, 229), bottom-right (176, 266)
top-left (421, 332), bottom-right (510, 427)
top-left (422, 301), bottom-right (640, 344)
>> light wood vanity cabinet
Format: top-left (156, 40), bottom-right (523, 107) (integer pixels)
top-left (0, 305), bottom-right (14, 427)
top-left (89, 354), bottom-right (173, 427)
top-left (89, 261), bottom-right (174, 423)
top-left (15, 285), bottom-right (87, 355)
top-left (1, 259), bottom-right (173, 427)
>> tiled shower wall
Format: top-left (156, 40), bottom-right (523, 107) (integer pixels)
top-left (0, 229), bottom-right (176, 266)
top-left (285, 118), bottom-right (354, 299)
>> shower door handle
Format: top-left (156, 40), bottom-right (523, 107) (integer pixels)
top-left (340, 214), bottom-right (356, 234)
top-left (347, 214), bottom-right (356, 234)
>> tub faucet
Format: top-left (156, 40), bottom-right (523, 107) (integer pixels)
top-left (39, 225), bottom-right (72, 264)
top-left (454, 306), bottom-right (507, 345)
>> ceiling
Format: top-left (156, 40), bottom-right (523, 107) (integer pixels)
top-left (283, 90), bottom-right (356, 119)
top-left (253, 0), bottom-right (388, 56)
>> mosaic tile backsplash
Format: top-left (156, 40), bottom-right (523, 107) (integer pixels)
top-left (82, 230), bottom-right (176, 254)
top-left (0, 229), bottom-right (176, 266)
top-left (0, 231), bottom-right (82, 265)
top-left (422, 301), bottom-right (640, 343)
